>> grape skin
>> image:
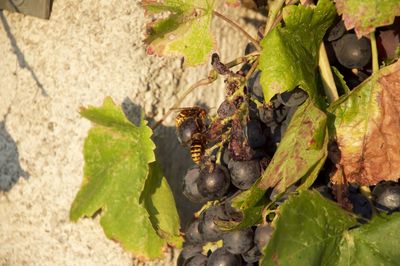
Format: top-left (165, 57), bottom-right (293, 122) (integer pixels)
top-left (222, 228), bottom-right (254, 254)
top-left (228, 159), bottom-right (261, 190)
top-left (197, 166), bottom-right (230, 200)
top-left (332, 33), bottom-right (371, 69)
top-left (185, 219), bottom-right (203, 244)
top-left (183, 166), bottom-right (207, 203)
top-left (372, 181), bottom-right (400, 212)
top-left (207, 248), bottom-right (242, 266)
top-left (254, 224), bottom-right (274, 251)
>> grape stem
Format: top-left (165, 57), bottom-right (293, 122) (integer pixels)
top-left (213, 11), bottom-right (261, 51)
top-left (318, 43), bottom-right (339, 103)
top-left (151, 76), bottom-right (217, 130)
top-left (264, 0), bottom-right (286, 36)
top-left (225, 52), bottom-right (259, 69)
top-left (370, 31), bottom-right (379, 73)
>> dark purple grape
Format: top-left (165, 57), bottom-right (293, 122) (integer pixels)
top-left (326, 20), bottom-right (346, 41)
top-left (314, 185), bottom-right (334, 200)
top-left (270, 185), bottom-right (297, 203)
top-left (247, 70), bottom-right (263, 101)
top-left (185, 219), bottom-right (203, 244)
top-left (240, 43), bottom-right (258, 75)
top-left (245, 120), bottom-right (266, 149)
top-left (332, 33), bottom-right (371, 69)
top-left (228, 159), bottom-right (261, 190)
top-left (254, 224), bottom-right (273, 251)
top-left (217, 100), bottom-right (236, 119)
top-left (183, 166), bottom-right (207, 203)
top-left (198, 206), bottom-right (228, 242)
top-left (177, 117), bottom-right (201, 146)
top-left (241, 245), bottom-right (262, 263)
top-left (178, 245), bottom-right (203, 266)
top-left (348, 193), bottom-right (372, 220)
top-left (197, 166), bottom-right (230, 200)
top-left (186, 254), bottom-right (208, 266)
top-left (274, 105), bottom-right (289, 123)
top-left (223, 228), bottom-right (254, 254)
top-left (372, 181), bottom-right (400, 212)
top-left (207, 248), bottom-right (242, 266)
top-left (258, 106), bottom-right (274, 125)
top-left (276, 88), bottom-right (308, 107)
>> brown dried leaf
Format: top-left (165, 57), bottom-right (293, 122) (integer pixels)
top-left (329, 61), bottom-right (400, 185)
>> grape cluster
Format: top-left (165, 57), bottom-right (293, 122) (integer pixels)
top-left (176, 44), bottom-right (310, 264)
top-left (175, 15), bottom-right (400, 262)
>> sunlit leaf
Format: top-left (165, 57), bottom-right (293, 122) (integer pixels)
top-left (335, 0), bottom-right (400, 38)
top-left (141, 162), bottom-right (183, 248)
top-left (141, 0), bottom-right (215, 66)
top-left (262, 190), bottom-right (400, 266)
top-left (329, 61), bottom-right (400, 185)
top-left (258, 0), bottom-right (336, 102)
top-left (70, 97), bottom-right (169, 260)
top-left (258, 99), bottom-right (328, 195)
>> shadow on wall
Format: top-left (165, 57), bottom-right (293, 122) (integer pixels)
top-left (122, 98), bottom-right (203, 228)
top-left (0, 111), bottom-right (29, 191)
top-left (0, 10), bottom-right (47, 96)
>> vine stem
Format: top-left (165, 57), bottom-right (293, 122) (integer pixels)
top-left (318, 43), bottom-right (339, 102)
top-left (370, 31), bottom-right (379, 73)
top-left (213, 10), bottom-right (261, 50)
top-left (264, 0), bottom-right (286, 36)
top-left (151, 77), bottom-right (215, 130)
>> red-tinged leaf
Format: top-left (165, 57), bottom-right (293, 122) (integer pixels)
top-left (258, 98), bottom-right (328, 195)
top-left (335, 0), bottom-right (400, 38)
top-left (141, 0), bottom-right (215, 66)
top-left (329, 61), bottom-right (400, 185)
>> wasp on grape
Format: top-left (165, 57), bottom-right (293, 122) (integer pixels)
top-left (173, 107), bottom-right (207, 129)
top-left (190, 133), bottom-right (207, 164)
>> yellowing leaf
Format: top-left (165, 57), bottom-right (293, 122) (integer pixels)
top-left (258, 99), bottom-right (328, 194)
top-left (70, 97), bottom-right (171, 260)
top-left (329, 61), bottom-right (400, 185)
top-left (141, 0), bottom-right (215, 66)
top-left (335, 0), bottom-right (400, 38)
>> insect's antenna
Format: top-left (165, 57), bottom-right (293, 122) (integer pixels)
top-left (151, 78), bottom-right (214, 130)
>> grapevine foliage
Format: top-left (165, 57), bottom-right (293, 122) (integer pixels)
top-left (335, 0), bottom-right (400, 37)
top-left (70, 0), bottom-right (400, 264)
top-left (141, 0), bottom-right (215, 66)
top-left (70, 97), bottom-right (181, 259)
top-left (263, 190), bottom-right (400, 266)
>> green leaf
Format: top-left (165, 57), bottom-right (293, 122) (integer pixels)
top-left (337, 213), bottom-right (400, 265)
top-left (328, 61), bottom-right (400, 185)
top-left (70, 97), bottom-right (166, 260)
top-left (217, 190), bottom-right (266, 230)
top-left (262, 190), bottom-right (357, 266)
top-left (141, 162), bottom-right (183, 248)
top-left (258, 0), bottom-right (336, 102)
top-left (332, 66), bottom-right (350, 95)
top-left (258, 98), bottom-right (328, 195)
top-left (262, 190), bottom-right (400, 266)
top-left (335, 0), bottom-right (400, 37)
top-left (141, 0), bottom-right (215, 66)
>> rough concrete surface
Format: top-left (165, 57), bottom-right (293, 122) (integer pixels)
top-left (0, 1), bottom-right (263, 265)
